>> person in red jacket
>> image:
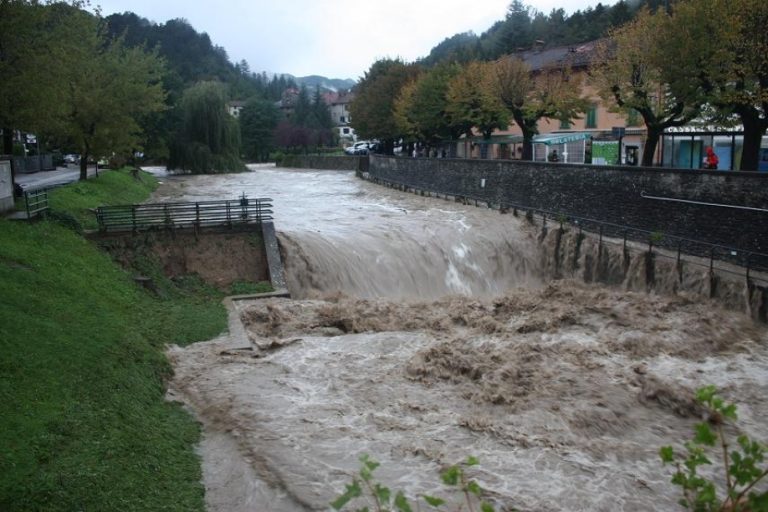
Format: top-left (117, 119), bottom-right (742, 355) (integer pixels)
top-left (704, 146), bottom-right (719, 169)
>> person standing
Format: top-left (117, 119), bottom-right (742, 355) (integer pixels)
top-left (704, 146), bottom-right (719, 169)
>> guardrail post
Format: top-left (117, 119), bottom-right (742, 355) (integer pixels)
top-left (132, 206), bottom-right (137, 233)
top-left (746, 253), bottom-right (751, 282)
top-left (195, 202), bottom-right (200, 229)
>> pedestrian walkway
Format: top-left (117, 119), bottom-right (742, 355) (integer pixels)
top-left (15, 165), bottom-right (101, 192)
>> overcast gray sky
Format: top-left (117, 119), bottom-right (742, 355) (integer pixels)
top-left (93, 0), bottom-right (616, 80)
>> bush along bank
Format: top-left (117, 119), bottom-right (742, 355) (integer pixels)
top-left (0, 169), bottom-right (227, 511)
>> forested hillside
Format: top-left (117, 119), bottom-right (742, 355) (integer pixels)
top-left (420, 0), bottom-right (672, 66)
top-left (104, 13), bottom-right (298, 102)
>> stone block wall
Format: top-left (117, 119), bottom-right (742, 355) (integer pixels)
top-left (367, 156), bottom-right (768, 262)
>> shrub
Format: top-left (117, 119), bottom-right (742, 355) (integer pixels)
top-left (332, 455), bottom-right (501, 512)
top-left (660, 385), bottom-right (768, 511)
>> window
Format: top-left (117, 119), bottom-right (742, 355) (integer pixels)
top-left (586, 105), bottom-right (598, 128)
top-left (340, 116), bottom-right (346, 123)
top-left (627, 109), bottom-right (640, 127)
top-left (559, 119), bottom-right (572, 129)
top-left (342, 128), bottom-right (350, 134)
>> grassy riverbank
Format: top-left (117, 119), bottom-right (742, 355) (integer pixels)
top-left (0, 169), bottom-right (226, 511)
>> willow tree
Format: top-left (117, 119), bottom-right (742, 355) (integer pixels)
top-left (169, 81), bottom-right (243, 173)
top-left (0, 1), bottom-right (66, 154)
top-left (662, 0), bottom-right (768, 171)
top-left (590, 7), bottom-right (702, 167)
top-left (488, 56), bottom-right (588, 161)
top-left (239, 96), bottom-right (279, 162)
top-left (446, 61), bottom-right (508, 159)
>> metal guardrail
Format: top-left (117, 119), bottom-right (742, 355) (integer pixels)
top-left (364, 173), bottom-right (768, 284)
top-left (24, 189), bottom-right (49, 219)
top-left (96, 198), bottom-right (273, 233)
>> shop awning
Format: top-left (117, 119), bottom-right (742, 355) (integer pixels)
top-left (532, 132), bottom-right (592, 146)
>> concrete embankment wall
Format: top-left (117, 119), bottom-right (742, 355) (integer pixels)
top-left (95, 228), bottom-right (270, 289)
top-left (366, 156), bottom-right (768, 258)
top-left (538, 224), bottom-right (767, 322)
top-left (280, 155), bottom-right (364, 171)
top-left (362, 155), bottom-right (768, 322)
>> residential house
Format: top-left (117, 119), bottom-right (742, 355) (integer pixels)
top-left (322, 90), bottom-right (356, 142)
top-left (227, 100), bottom-right (245, 118)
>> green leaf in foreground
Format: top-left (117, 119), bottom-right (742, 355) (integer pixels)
top-left (394, 491), bottom-right (413, 512)
top-left (423, 494), bottom-right (446, 507)
top-left (331, 480), bottom-right (362, 510)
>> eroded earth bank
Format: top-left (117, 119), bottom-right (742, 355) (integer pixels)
top-left (155, 166), bottom-right (768, 511)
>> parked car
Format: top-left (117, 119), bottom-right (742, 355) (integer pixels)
top-left (344, 141), bottom-right (370, 155)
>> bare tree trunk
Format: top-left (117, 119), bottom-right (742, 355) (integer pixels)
top-left (642, 126), bottom-right (662, 167)
top-left (739, 113), bottom-right (766, 171)
top-left (79, 144), bottom-right (89, 181)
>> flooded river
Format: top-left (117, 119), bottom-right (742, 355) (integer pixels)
top-left (155, 165), bottom-right (768, 512)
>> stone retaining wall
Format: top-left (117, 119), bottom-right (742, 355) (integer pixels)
top-left (280, 155), bottom-right (363, 171)
top-left (367, 156), bottom-right (768, 260)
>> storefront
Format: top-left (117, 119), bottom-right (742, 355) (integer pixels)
top-left (661, 127), bottom-right (768, 171)
top-left (531, 132), bottom-right (592, 163)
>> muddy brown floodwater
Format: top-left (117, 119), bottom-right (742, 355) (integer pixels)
top-left (154, 165), bottom-right (768, 512)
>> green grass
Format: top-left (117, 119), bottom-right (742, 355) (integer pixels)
top-left (0, 170), bottom-right (227, 511)
top-left (230, 279), bottom-right (273, 295)
top-left (48, 168), bottom-right (158, 230)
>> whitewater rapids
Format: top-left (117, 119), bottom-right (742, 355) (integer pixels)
top-left (154, 166), bottom-right (768, 512)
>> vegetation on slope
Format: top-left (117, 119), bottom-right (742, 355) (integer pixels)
top-left (0, 170), bottom-right (227, 511)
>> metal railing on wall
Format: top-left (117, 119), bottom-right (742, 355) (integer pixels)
top-left (363, 173), bottom-right (768, 284)
top-left (95, 197), bottom-right (273, 233)
top-left (23, 189), bottom-right (49, 220)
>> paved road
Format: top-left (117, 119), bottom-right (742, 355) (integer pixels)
top-left (15, 165), bottom-right (102, 192)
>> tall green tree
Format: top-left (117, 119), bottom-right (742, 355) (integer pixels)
top-left (168, 81), bottom-right (243, 173)
top-left (310, 86), bottom-right (334, 131)
top-left (590, 7), bottom-right (701, 166)
top-left (488, 56), bottom-right (588, 160)
top-left (292, 85), bottom-right (312, 127)
top-left (394, 63), bottom-right (468, 150)
top-left (663, 0), bottom-right (768, 171)
top-left (350, 58), bottom-right (420, 153)
top-left (446, 61), bottom-right (509, 158)
top-left (63, 13), bottom-right (166, 180)
top-left (0, 1), bottom-right (80, 154)
top-left (239, 97), bottom-right (279, 162)
top-left (501, 0), bottom-right (533, 53)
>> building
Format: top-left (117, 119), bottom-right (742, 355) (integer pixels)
top-left (456, 40), bottom-right (645, 165)
top-left (322, 90), bottom-right (356, 142)
top-left (454, 39), bottom-right (768, 170)
top-left (227, 100), bottom-right (245, 118)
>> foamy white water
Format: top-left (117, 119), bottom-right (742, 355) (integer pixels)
top-left (155, 166), bottom-right (768, 512)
